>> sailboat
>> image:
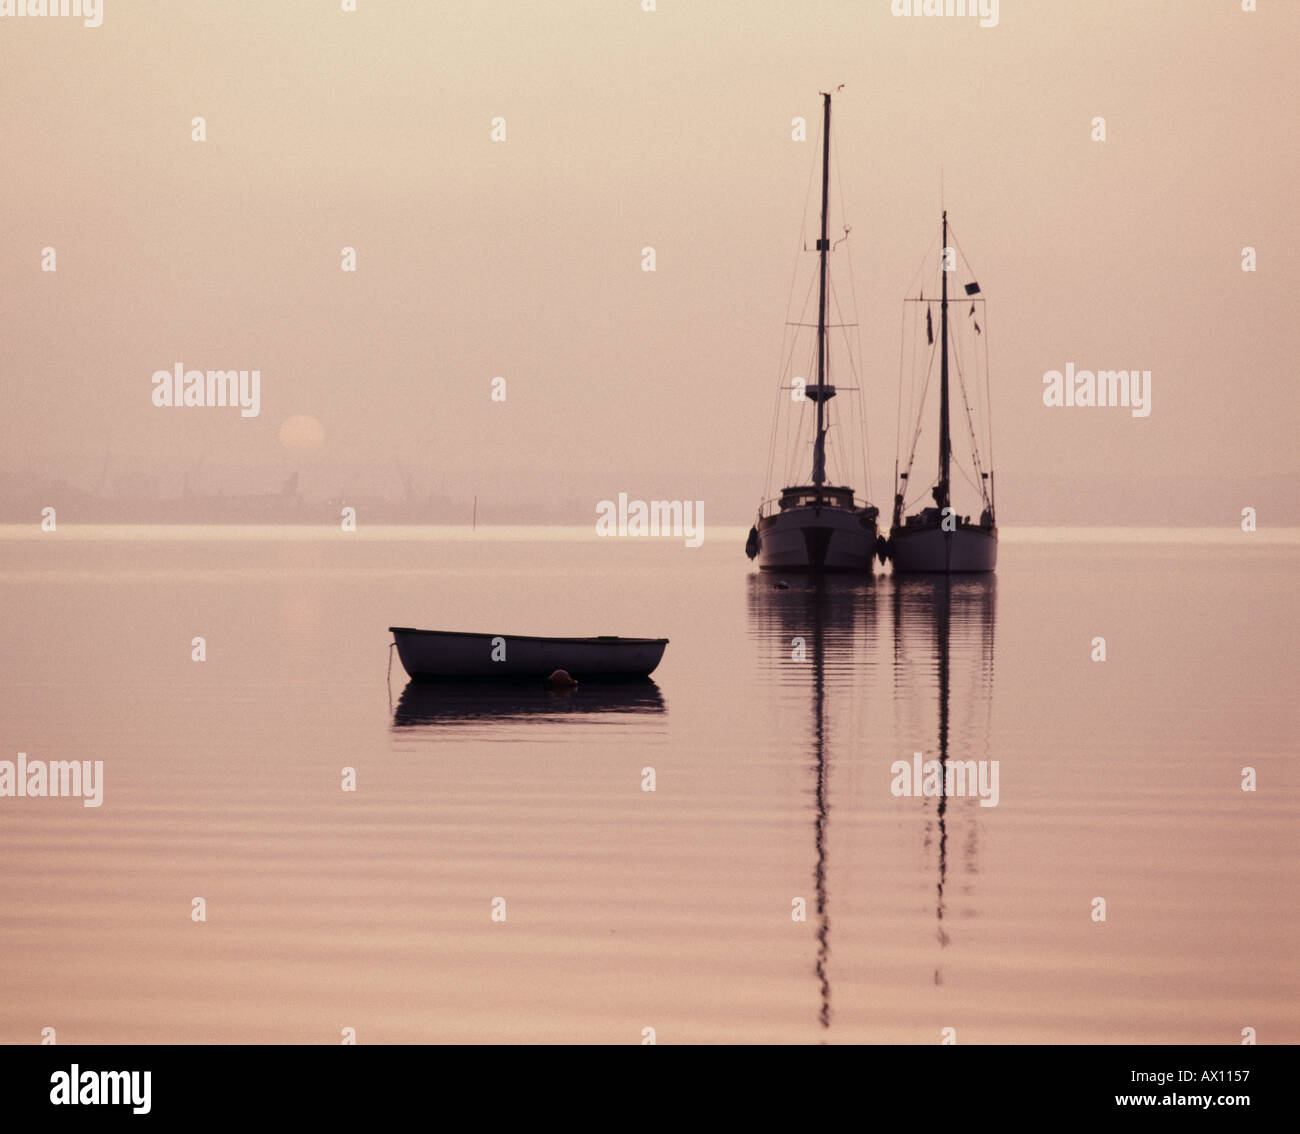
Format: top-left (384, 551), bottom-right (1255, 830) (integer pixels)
top-left (888, 211), bottom-right (997, 573)
top-left (746, 88), bottom-right (882, 573)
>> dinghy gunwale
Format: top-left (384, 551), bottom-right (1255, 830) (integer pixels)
top-left (389, 627), bottom-right (669, 646)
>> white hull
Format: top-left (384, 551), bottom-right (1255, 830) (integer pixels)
top-left (390, 628), bottom-right (668, 679)
top-left (888, 524), bottom-right (997, 573)
top-left (757, 506), bottom-right (877, 572)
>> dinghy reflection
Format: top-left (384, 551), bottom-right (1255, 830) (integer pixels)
top-left (747, 573), bottom-right (880, 1030)
top-left (890, 575), bottom-right (996, 983)
top-left (392, 678), bottom-right (665, 727)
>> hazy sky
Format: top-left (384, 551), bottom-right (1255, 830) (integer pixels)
top-left (2, 0), bottom-right (1296, 513)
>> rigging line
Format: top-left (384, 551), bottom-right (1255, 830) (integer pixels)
top-left (824, 276), bottom-right (838, 488)
top-left (780, 360), bottom-right (794, 490)
top-left (798, 333), bottom-right (818, 484)
top-left (949, 333), bottom-right (985, 504)
top-left (904, 487), bottom-right (931, 513)
top-left (794, 111), bottom-right (820, 284)
top-left (774, 268), bottom-right (821, 491)
top-left (837, 264), bottom-right (873, 502)
top-left (898, 326), bottom-right (922, 501)
top-left (946, 223), bottom-right (993, 423)
top-left (827, 395), bottom-right (843, 488)
top-left (943, 221), bottom-right (989, 337)
top-left (905, 307), bottom-right (936, 479)
top-left (767, 322), bottom-right (797, 503)
top-left (765, 323), bottom-right (800, 503)
top-left (780, 390), bottom-right (793, 491)
top-left (786, 334), bottom-right (816, 487)
top-left (908, 239), bottom-right (941, 473)
top-left (903, 230), bottom-right (941, 301)
top-left (781, 270), bottom-right (821, 389)
top-left (946, 221), bottom-right (966, 265)
top-left (950, 315), bottom-right (991, 507)
top-left (827, 271), bottom-right (868, 499)
top-left (964, 367), bottom-right (989, 485)
top-left (770, 365), bottom-right (790, 492)
top-left (826, 251), bottom-right (854, 391)
top-left (831, 124), bottom-right (873, 502)
top-left (842, 417), bottom-right (859, 497)
top-left (943, 218), bottom-right (997, 495)
top-left (954, 454), bottom-right (981, 498)
top-left (765, 333), bottom-right (791, 505)
top-left (894, 290), bottom-right (908, 490)
top-left (762, 380), bottom-right (783, 505)
top-left (950, 327), bottom-right (984, 471)
top-left (902, 454), bottom-right (937, 512)
top-left (904, 331), bottom-right (937, 488)
top-left (944, 223), bottom-right (984, 292)
top-left (829, 265), bottom-right (859, 386)
top-left (904, 302), bottom-right (919, 485)
top-left (767, 107), bottom-right (824, 502)
top-left (914, 330), bottom-right (938, 464)
top-left (982, 302), bottom-right (995, 507)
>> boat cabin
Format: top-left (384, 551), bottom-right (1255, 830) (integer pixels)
top-left (779, 485), bottom-right (857, 511)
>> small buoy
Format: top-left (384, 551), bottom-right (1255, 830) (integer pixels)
top-left (547, 668), bottom-right (578, 689)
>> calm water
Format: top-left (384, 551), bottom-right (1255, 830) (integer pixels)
top-left (0, 526), bottom-right (1295, 1044)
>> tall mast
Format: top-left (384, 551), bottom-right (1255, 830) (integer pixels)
top-left (811, 91), bottom-right (831, 493)
top-left (938, 210), bottom-right (950, 511)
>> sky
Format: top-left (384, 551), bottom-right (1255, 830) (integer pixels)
top-left (1, 0), bottom-right (1296, 521)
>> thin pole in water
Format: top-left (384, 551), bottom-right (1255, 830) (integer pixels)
top-left (473, 495), bottom-right (477, 531)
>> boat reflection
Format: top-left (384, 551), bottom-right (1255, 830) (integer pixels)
top-left (392, 678), bottom-right (665, 727)
top-left (747, 573), bottom-right (879, 1031)
top-left (890, 575), bottom-right (996, 982)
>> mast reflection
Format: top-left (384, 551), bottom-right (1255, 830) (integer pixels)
top-left (890, 575), bottom-right (996, 982)
top-left (747, 574), bottom-right (878, 1031)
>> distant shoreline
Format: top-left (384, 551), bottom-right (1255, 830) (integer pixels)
top-left (1, 523), bottom-right (1295, 544)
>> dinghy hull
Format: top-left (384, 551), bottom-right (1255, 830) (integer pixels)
top-left (389, 627), bottom-right (668, 680)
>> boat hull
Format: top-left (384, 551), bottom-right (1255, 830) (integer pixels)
top-left (756, 506), bottom-right (877, 572)
top-left (888, 523), bottom-right (997, 573)
top-left (389, 627), bottom-right (668, 680)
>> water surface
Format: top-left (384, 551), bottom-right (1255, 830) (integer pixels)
top-left (0, 526), bottom-right (1294, 1043)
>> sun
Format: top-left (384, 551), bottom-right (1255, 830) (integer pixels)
top-left (278, 414), bottom-right (325, 450)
